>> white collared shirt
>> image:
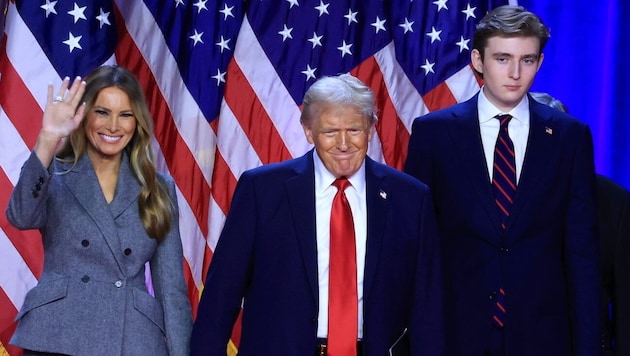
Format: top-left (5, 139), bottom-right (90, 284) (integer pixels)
top-left (478, 88), bottom-right (530, 184)
top-left (313, 151), bottom-right (367, 339)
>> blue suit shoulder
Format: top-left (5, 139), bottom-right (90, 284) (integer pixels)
top-left (368, 157), bottom-right (431, 193)
top-left (239, 153), bottom-right (310, 181)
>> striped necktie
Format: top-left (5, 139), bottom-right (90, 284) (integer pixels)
top-left (492, 114), bottom-right (516, 229)
top-left (491, 114), bottom-right (515, 329)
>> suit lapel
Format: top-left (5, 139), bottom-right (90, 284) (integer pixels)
top-left (450, 100), bottom-right (504, 235)
top-left (507, 100), bottom-right (555, 236)
top-left (108, 154), bottom-right (141, 219)
top-left (363, 158), bottom-right (388, 300)
top-left (60, 153), bottom-right (137, 272)
top-left (285, 151), bottom-right (319, 302)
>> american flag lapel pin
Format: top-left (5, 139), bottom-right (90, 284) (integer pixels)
top-left (545, 126), bottom-right (553, 135)
top-left (379, 190), bottom-right (387, 200)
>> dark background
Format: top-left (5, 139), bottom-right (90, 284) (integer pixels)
top-left (519, 0), bottom-right (630, 190)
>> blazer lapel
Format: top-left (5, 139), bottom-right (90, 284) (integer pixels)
top-left (507, 100), bottom-right (555, 236)
top-left (108, 154), bottom-right (141, 220)
top-left (60, 153), bottom-right (128, 272)
top-left (450, 99), bottom-right (504, 235)
top-left (285, 151), bottom-right (319, 302)
top-left (363, 157), bottom-right (389, 300)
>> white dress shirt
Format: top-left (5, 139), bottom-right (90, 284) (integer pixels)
top-left (313, 151), bottom-right (367, 339)
top-left (477, 88), bottom-right (530, 184)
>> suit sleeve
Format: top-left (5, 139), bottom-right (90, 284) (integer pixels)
top-left (565, 124), bottom-right (601, 354)
top-left (5, 151), bottom-right (52, 230)
top-left (410, 186), bottom-right (445, 355)
top-left (612, 189), bottom-right (630, 354)
top-left (190, 171), bottom-right (257, 355)
top-left (150, 177), bottom-right (193, 356)
top-left (404, 117), bottom-right (434, 188)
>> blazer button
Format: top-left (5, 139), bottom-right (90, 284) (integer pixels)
top-left (38, 176), bottom-right (45, 184)
top-left (31, 190), bottom-right (39, 198)
top-left (124, 248), bottom-right (132, 256)
top-left (114, 280), bottom-right (123, 288)
top-left (81, 239), bottom-right (89, 247)
top-left (81, 275), bottom-right (90, 283)
top-left (489, 291), bottom-right (497, 299)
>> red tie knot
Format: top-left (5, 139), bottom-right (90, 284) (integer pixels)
top-left (333, 178), bottom-right (351, 191)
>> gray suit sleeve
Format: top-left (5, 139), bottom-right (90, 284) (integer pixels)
top-left (150, 176), bottom-right (193, 356)
top-left (6, 151), bottom-right (52, 229)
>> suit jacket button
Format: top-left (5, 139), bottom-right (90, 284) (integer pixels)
top-left (81, 239), bottom-right (89, 247)
top-left (489, 291), bottom-right (497, 299)
top-left (38, 176), bottom-right (45, 184)
top-left (124, 248), bottom-right (132, 256)
top-left (81, 275), bottom-right (90, 283)
top-left (31, 190), bottom-right (39, 198)
top-left (114, 280), bottom-right (123, 288)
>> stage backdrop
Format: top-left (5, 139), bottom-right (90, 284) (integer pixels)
top-left (1, 0), bottom-right (625, 355)
top-left (519, 0), bottom-right (630, 190)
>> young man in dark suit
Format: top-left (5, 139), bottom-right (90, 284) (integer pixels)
top-left (405, 6), bottom-right (600, 355)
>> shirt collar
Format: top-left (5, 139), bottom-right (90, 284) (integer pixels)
top-left (313, 149), bottom-right (366, 194)
top-left (477, 87), bottom-right (530, 124)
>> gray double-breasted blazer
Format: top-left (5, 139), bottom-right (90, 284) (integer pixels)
top-left (6, 151), bottom-right (192, 355)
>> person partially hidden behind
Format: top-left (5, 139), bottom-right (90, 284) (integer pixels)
top-left (531, 91), bottom-right (630, 355)
top-left (405, 5), bottom-right (600, 355)
top-left (6, 66), bottom-right (192, 355)
top-left (190, 74), bottom-right (444, 355)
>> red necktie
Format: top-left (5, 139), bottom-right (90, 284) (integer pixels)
top-left (328, 178), bottom-right (358, 356)
top-left (491, 114), bottom-right (515, 328)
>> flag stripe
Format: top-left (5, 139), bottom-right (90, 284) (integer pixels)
top-left (0, 227), bottom-right (39, 311)
top-left (0, 287), bottom-right (19, 356)
top-left (223, 61), bottom-right (293, 166)
top-left (352, 55), bottom-right (409, 169)
top-left (232, 17), bottom-right (312, 159)
top-left (0, 36), bottom-right (41, 150)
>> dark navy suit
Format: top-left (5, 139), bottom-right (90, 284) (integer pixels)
top-left (191, 150), bottom-right (444, 355)
top-left (404, 94), bottom-right (600, 355)
top-left (597, 175), bottom-right (630, 354)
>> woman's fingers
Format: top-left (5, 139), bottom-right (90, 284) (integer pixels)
top-left (65, 76), bottom-right (85, 106)
top-left (52, 77), bottom-right (71, 103)
top-left (51, 76), bottom-right (84, 105)
top-left (47, 83), bottom-right (55, 105)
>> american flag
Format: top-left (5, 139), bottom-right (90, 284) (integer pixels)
top-left (0, 0), bottom-right (510, 354)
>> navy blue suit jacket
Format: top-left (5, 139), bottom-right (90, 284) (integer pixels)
top-left (404, 94), bottom-right (600, 355)
top-left (191, 150), bottom-right (444, 355)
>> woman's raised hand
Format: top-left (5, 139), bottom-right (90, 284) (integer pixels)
top-left (41, 76), bottom-right (87, 138)
top-left (34, 76), bottom-right (87, 168)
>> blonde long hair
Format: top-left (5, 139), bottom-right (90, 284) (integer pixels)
top-left (56, 65), bottom-right (173, 242)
